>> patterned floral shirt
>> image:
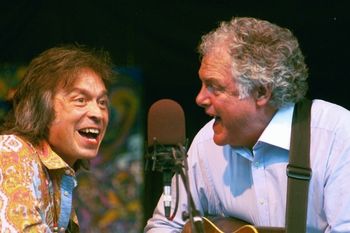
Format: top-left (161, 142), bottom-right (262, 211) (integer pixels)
top-left (0, 134), bottom-right (79, 233)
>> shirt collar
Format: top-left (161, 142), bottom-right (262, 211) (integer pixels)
top-left (257, 103), bottom-right (295, 150)
top-left (37, 140), bottom-right (73, 171)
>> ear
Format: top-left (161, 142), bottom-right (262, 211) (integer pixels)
top-left (254, 85), bottom-right (272, 107)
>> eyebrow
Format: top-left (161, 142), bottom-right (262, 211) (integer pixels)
top-left (68, 87), bottom-right (109, 99)
top-left (202, 77), bottom-right (222, 86)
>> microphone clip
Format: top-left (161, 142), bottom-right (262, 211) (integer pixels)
top-left (145, 139), bottom-right (187, 173)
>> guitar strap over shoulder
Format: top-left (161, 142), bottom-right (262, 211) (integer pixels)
top-left (285, 98), bottom-right (312, 233)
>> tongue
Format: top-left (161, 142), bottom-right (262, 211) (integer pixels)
top-left (213, 118), bottom-right (223, 133)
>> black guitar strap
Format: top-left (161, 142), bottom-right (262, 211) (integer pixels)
top-left (285, 98), bottom-right (312, 233)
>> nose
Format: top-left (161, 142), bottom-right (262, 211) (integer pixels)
top-left (195, 85), bottom-right (210, 108)
top-left (87, 101), bottom-right (105, 122)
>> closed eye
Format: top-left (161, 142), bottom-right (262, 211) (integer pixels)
top-left (206, 83), bottom-right (223, 95)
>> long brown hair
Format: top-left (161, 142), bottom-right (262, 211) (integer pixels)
top-left (1, 44), bottom-right (113, 146)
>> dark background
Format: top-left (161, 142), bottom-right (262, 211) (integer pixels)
top-left (1, 0), bottom-right (349, 228)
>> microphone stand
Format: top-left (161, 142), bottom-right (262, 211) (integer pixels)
top-left (146, 141), bottom-right (205, 233)
top-left (173, 144), bottom-right (205, 233)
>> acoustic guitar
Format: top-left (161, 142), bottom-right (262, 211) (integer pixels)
top-left (182, 216), bottom-right (285, 233)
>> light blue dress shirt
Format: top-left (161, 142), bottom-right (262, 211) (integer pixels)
top-left (145, 99), bottom-right (350, 233)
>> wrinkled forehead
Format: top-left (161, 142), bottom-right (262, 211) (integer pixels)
top-left (56, 67), bottom-right (105, 93)
top-left (199, 47), bottom-right (232, 73)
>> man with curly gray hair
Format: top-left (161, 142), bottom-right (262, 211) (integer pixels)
top-left (145, 17), bottom-right (350, 232)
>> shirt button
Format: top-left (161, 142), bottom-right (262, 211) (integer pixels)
top-left (65, 170), bottom-right (70, 175)
top-left (64, 191), bottom-right (69, 196)
top-left (259, 199), bottom-right (265, 205)
top-left (59, 227), bottom-right (65, 232)
top-left (254, 162), bottom-right (260, 167)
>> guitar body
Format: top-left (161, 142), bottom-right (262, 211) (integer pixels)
top-left (182, 216), bottom-right (285, 233)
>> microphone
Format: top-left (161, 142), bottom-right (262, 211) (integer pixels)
top-left (147, 99), bottom-right (186, 219)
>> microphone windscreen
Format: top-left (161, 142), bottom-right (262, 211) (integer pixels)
top-left (147, 99), bottom-right (186, 146)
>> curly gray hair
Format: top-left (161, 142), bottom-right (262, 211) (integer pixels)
top-left (198, 17), bottom-right (308, 108)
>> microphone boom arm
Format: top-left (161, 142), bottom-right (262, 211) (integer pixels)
top-left (145, 139), bottom-right (205, 233)
top-left (175, 144), bottom-right (205, 233)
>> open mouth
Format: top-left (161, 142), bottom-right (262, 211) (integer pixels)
top-left (213, 116), bottom-right (223, 129)
top-left (214, 116), bottom-right (221, 121)
top-left (78, 128), bottom-right (100, 140)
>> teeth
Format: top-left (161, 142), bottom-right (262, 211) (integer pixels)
top-left (81, 128), bottom-right (100, 134)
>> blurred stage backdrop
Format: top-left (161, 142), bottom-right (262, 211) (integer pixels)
top-left (0, 64), bottom-right (144, 233)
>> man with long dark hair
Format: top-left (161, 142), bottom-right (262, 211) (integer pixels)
top-left (0, 44), bottom-right (113, 232)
